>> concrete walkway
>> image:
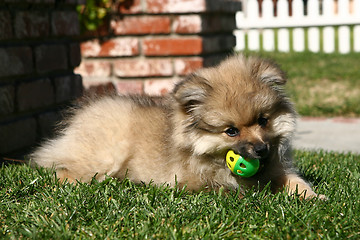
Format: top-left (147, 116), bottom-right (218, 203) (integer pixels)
top-left (293, 117), bottom-right (360, 154)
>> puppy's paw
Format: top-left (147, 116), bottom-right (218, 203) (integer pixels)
top-left (313, 194), bottom-right (328, 201)
top-left (319, 194), bottom-right (328, 200)
top-left (303, 191), bottom-right (328, 201)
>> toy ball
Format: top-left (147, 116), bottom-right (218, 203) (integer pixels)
top-left (226, 150), bottom-right (260, 177)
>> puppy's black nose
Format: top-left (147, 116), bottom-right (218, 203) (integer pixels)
top-left (254, 143), bottom-right (269, 158)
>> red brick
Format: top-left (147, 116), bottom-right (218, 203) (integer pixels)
top-left (173, 15), bottom-right (202, 34)
top-left (174, 57), bottom-right (203, 75)
top-left (17, 78), bottom-right (54, 112)
top-left (54, 75), bottom-right (83, 103)
top-left (0, 85), bottom-right (15, 116)
top-left (143, 38), bottom-right (203, 56)
top-left (147, 0), bottom-right (241, 14)
top-left (115, 80), bottom-right (144, 95)
top-left (99, 38), bottom-right (139, 57)
top-left (75, 61), bottom-right (112, 77)
top-left (69, 43), bottom-right (81, 67)
top-left (0, 47), bottom-right (33, 78)
top-left (80, 40), bottom-right (101, 57)
top-left (0, 118), bottom-right (37, 154)
top-left (0, 11), bottom-right (13, 40)
top-left (83, 80), bottom-right (110, 90)
top-left (173, 15), bottom-right (236, 34)
top-left (81, 21), bottom-right (111, 38)
top-left (111, 16), bottom-right (171, 35)
top-left (85, 82), bottom-right (117, 97)
top-left (112, 0), bottom-right (143, 14)
top-left (81, 38), bottom-right (139, 57)
top-left (113, 59), bottom-right (173, 77)
top-left (14, 11), bottom-right (49, 38)
top-left (144, 79), bottom-right (177, 96)
top-left (52, 11), bottom-right (80, 36)
top-left (35, 44), bottom-right (68, 74)
top-left (146, 0), bottom-right (206, 13)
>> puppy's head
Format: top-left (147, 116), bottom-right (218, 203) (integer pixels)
top-left (172, 54), bottom-right (296, 160)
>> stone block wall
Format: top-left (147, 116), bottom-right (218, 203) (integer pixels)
top-left (76, 0), bottom-right (242, 96)
top-left (0, 0), bottom-right (84, 156)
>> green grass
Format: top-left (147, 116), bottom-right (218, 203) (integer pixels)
top-left (241, 51), bottom-right (360, 117)
top-left (1, 151), bottom-right (360, 239)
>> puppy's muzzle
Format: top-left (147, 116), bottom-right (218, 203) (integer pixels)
top-left (233, 142), bottom-right (269, 160)
top-left (253, 143), bottom-right (269, 158)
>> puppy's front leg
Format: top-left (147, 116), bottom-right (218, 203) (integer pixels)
top-left (277, 173), bottom-right (326, 200)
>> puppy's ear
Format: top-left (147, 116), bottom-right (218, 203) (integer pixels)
top-left (172, 74), bottom-right (212, 113)
top-left (257, 59), bottom-right (287, 86)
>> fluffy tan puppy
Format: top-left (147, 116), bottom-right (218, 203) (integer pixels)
top-left (32, 54), bottom-right (323, 199)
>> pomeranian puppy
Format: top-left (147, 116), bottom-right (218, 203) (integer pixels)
top-left (32, 54), bottom-right (324, 199)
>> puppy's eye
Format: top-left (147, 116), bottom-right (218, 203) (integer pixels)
top-left (225, 127), bottom-right (240, 137)
top-left (258, 117), bottom-right (268, 128)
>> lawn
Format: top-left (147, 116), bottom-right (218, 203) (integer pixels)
top-left (1, 52), bottom-right (359, 239)
top-left (242, 51), bottom-right (360, 117)
top-left (1, 151), bottom-right (359, 239)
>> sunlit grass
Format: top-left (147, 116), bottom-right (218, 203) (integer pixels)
top-left (1, 151), bottom-right (359, 239)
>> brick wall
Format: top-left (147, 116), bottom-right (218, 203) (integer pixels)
top-left (76, 0), bottom-right (242, 96)
top-left (0, 0), bottom-right (84, 156)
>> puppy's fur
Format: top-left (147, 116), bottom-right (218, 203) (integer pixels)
top-left (32, 54), bottom-right (322, 199)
